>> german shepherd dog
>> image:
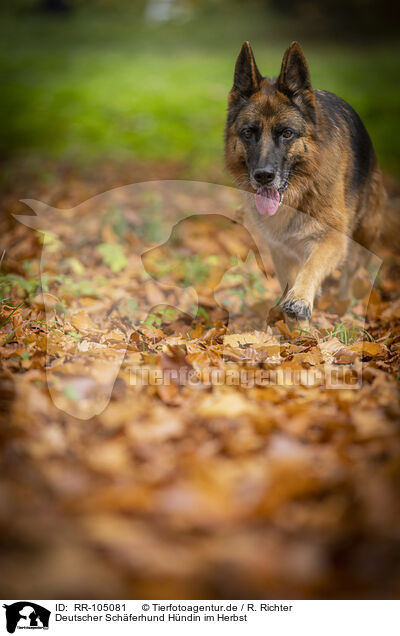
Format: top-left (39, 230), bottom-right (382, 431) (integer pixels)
top-left (225, 41), bottom-right (386, 323)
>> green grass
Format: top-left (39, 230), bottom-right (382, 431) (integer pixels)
top-left (293, 321), bottom-right (376, 344)
top-left (0, 2), bottom-right (399, 178)
top-left (329, 322), bottom-right (375, 345)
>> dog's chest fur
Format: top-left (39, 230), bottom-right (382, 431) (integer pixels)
top-left (243, 194), bottom-right (326, 264)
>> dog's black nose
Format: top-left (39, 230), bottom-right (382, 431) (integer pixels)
top-left (253, 167), bottom-right (275, 186)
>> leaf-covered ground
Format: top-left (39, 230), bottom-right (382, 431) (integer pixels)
top-left (1, 165), bottom-right (400, 599)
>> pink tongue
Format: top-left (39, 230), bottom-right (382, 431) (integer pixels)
top-left (255, 187), bottom-right (280, 216)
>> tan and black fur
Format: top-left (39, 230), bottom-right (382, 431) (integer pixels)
top-left (225, 41), bottom-right (386, 323)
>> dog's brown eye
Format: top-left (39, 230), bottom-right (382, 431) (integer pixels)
top-left (241, 128), bottom-right (253, 140)
top-left (282, 129), bottom-right (294, 139)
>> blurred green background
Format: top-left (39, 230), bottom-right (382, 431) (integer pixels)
top-left (0, 0), bottom-right (399, 182)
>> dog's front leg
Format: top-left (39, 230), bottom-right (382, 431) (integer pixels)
top-left (269, 245), bottom-right (300, 295)
top-left (281, 229), bottom-right (348, 321)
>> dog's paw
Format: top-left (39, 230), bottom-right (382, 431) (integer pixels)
top-left (281, 296), bottom-right (312, 321)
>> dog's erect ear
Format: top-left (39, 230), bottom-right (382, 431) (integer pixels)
top-left (278, 42), bottom-right (312, 95)
top-left (233, 41), bottom-right (262, 97)
top-left (277, 42), bottom-right (315, 118)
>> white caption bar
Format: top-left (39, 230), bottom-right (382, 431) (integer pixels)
top-left (1, 600), bottom-right (398, 636)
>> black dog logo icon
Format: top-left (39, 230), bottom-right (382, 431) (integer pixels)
top-left (3, 602), bottom-right (50, 633)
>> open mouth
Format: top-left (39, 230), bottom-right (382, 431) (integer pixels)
top-left (254, 186), bottom-right (285, 216)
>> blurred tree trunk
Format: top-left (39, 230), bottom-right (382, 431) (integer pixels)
top-left (41, 0), bottom-right (71, 13)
